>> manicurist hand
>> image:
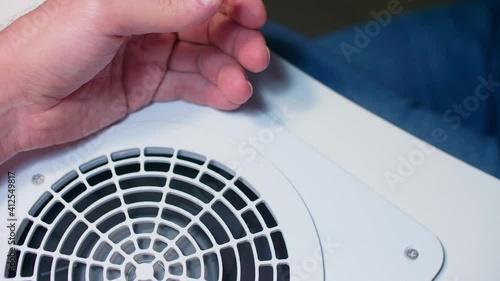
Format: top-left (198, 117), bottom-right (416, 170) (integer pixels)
top-left (0, 0), bottom-right (269, 164)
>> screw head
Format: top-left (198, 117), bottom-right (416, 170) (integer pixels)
top-left (32, 174), bottom-right (45, 186)
top-left (405, 248), bottom-right (419, 260)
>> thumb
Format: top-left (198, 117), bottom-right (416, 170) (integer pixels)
top-left (91, 0), bottom-right (222, 35)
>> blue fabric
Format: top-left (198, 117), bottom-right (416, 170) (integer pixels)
top-left (262, 1), bottom-right (500, 178)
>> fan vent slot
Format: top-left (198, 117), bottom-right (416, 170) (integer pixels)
top-left (277, 264), bottom-right (291, 281)
top-left (257, 202), bottom-right (278, 228)
top-left (134, 222), bottom-right (155, 234)
top-left (5, 147), bottom-right (291, 281)
top-left (16, 219), bottom-right (33, 246)
top-left (177, 150), bottom-right (206, 165)
top-left (166, 194), bottom-right (202, 215)
top-left (110, 226), bottom-right (131, 244)
top-left (86, 198), bottom-right (122, 223)
top-left (129, 207), bottom-right (158, 219)
top-left (41, 201), bottom-right (64, 224)
top-left (87, 169), bottom-right (113, 186)
top-left (220, 247), bottom-right (237, 281)
top-left (74, 183), bottom-right (117, 212)
top-left (20, 252), bottom-right (36, 277)
top-left (200, 173), bottom-right (225, 191)
top-left (144, 147), bottom-right (174, 157)
top-left (98, 212), bottom-right (127, 232)
top-left (4, 250), bottom-right (20, 278)
top-left (28, 192), bottom-right (53, 217)
top-left (52, 171), bottom-right (79, 192)
top-left (161, 209), bottom-right (191, 227)
top-left (242, 210), bottom-right (264, 234)
top-left (120, 176), bottom-right (166, 190)
top-left (200, 212), bottom-right (230, 245)
top-left (37, 255), bottom-right (53, 281)
top-left (145, 161), bottom-right (170, 172)
top-left (28, 225), bottom-right (47, 249)
top-left (158, 224), bottom-right (179, 240)
top-left (208, 160), bottom-right (235, 180)
top-left (73, 262), bottom-right (86, 279)
top-left (259, 266), bottom-right (273, 281)
top-left (254, 236), bottom-right (272, 261)
top-left (124, 191), bottom-right (162, 204)
top-left (203, 253), bottom-right (219, 281)
top-left (77, 232), bottom-right (100, 258)
top-left (62, 182), bottom-right (87, 203)
top-left (171, 179), bottom-right (213, 203)
top-left (111, 148), bottom-right (141, 161)
top-left (55, 259), bottom-right (70, 280)
top-left (61, 222), bottom-right (88, 255)
top-left (223, 189), bottom-right (247, 210)
top-left (173, 164), bottom-right (199, 179)
top-left (79, 155), bottom-right (108, 173)
top-left (115, 162), bottom-right (141, 175)
top-left (235, 178), bottom-right (259, 201)
top-left (238, 242), bottom-right (256, 281)
top-left (271, 232), bottom-right (289, 259)
top-left (212, 201), bottom-right (246, 239)
top-left (44, 212), bottom-right (77, 252)
top-left (188, 225), bottom-right (213, 250)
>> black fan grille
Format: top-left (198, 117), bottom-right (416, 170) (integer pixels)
top-left (4, 148), bottom-right (290, 281)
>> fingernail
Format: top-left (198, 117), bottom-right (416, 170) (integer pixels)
top-left (266, 47), bottom-right (271, 66)
top-left (199, 0), bottom-right (215, 5)
top-left (248, 81), bottom-right (254, 95)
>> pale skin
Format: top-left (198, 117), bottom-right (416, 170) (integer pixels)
top-left (0, 0), bottom-right (269, 164)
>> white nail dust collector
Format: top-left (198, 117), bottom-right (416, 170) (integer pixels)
top-left (0, 56), bottom-right (444, 281)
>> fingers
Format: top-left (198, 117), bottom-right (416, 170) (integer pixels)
top-left (155, 72), bottom-right (241, 110)
top-left (219, 0), bottom-right (267, 29)
top-left (169, 42), bottom-right (253, 105)
top-left (91, 0), bottom-right (222, 35)
top-left (208, 13), bottom-right (269, 73)
top-left (178, 13), bottom-right (269, 73)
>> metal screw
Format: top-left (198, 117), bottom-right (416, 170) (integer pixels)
top-left (405, 248), bottom-right (419, 260)
top-left (32, 174), bottom-right (45, 186)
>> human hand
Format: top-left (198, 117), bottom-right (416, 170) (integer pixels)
top-left (0, 0), bottom-right (268, 164)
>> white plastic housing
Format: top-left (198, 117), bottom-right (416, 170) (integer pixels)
top-left (1, 99), bottom-right (443, 281)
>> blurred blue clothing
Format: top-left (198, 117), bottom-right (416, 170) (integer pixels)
top-left (262, 1), bottom-right (499, 178)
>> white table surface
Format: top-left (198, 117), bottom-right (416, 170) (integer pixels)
top-left (2, 1), bottom-right (499, 280)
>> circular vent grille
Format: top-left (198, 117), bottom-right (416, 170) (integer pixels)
top-left (5, 148), bottom-right (290, 281)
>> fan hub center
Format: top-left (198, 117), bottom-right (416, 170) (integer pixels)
top-left (135, 263), bottom-right (155, 281)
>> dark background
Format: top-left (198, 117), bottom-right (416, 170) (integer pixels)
top-left (264, 0), bottom-right (455, 36)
